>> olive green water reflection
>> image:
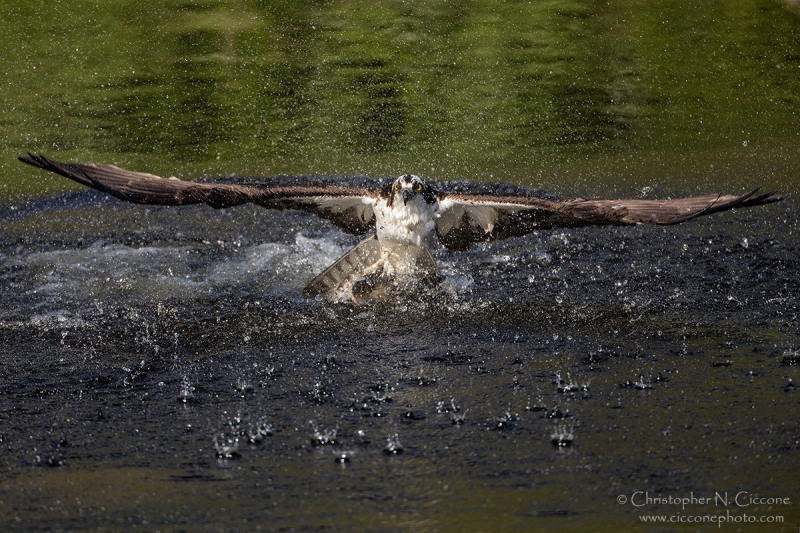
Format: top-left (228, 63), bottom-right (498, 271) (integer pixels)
top-left (2, 0), bottom-right (799, 200)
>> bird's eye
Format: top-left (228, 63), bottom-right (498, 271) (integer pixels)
top-left (393, 182), bottom-right (399, 191)
top-left (414, 183), bottom-right (422, 192)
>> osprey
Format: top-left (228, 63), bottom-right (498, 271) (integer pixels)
top-left (19, 154), bottom-right (782, 301)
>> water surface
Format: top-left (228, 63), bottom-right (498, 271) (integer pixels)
top-left (2, 0), bottom-right (800, 198)
top-left (1, 1), bottom-right (799, 531)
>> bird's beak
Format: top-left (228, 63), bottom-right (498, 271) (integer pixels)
top-left (402, 189), bottom-right (415, 205)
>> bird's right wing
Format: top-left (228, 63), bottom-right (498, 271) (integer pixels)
top-left (19, 154), bottom-right (380, 235)
top-left (435, 189), bottom-right (783, 251)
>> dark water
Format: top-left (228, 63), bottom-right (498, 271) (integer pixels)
top-left (1, 184), bottom-right (798, 531)
top-left (1, 0), bottom-right (800, 531)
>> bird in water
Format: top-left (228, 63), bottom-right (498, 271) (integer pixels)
top-left (19, 154), bottom-right (782, 302)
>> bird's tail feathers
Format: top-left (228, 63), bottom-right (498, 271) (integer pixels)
top-left (303, 233), bottom-right (381, 299)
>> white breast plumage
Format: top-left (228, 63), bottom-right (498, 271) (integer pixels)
top-left (374, 195), bottom-right (438, 247)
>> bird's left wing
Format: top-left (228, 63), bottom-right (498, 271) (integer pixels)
top-left (19, 154), bottom-right (379, 235)
top-left (435, 189), bottom-right (782, 251)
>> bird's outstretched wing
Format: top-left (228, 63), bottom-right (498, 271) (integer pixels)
top-left (436, 189), bottom-right (783, 251)
top-left (19, 154), bottom-right (379, 234)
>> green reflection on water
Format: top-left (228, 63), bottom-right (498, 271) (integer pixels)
top-left (1, 0), bottom-right (799, 199)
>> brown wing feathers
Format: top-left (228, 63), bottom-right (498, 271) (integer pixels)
top-left (20, 153), bottom-right (211, 205)
top-left (561, 190), bottom-right (783, 225)
top-left (18, 153), bottom-right (378, 233)
top-left (20, 153), bottom-right (782, 243)
top-left (19, 153), bottom-right (371, 206)
top-left (435, 188), bottom-right (782, 250)
top-left (441, 189), bottom-right (781, 227)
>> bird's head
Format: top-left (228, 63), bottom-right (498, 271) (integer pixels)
top-left (386, 174), bottom-right (436, 207)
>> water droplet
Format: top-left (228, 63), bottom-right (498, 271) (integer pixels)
top-left (384, 434), bottom-right (403, 454)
